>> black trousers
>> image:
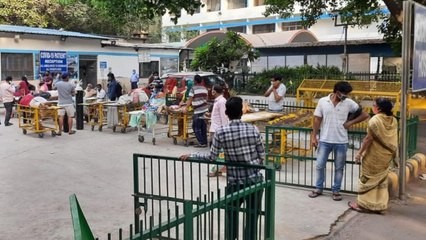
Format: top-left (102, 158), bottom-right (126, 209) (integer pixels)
top-left (225, 183), bottom-right (263, 240)
top-left (4, 102), bottom-right (14, 124)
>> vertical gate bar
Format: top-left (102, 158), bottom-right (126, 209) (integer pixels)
top-left (133, 154), bottom-right (140, 233)
top-left (265, 167), bottom-right (276, 239)
top-left (184, 201), bottom-right (194, 240)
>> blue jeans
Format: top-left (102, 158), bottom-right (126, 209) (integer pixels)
top-left (315, 141), bottom-right (348, 193)
top-left (131, 82), bottom-right (138, 89)
top-left (192, 113), bottom-right (207, 145)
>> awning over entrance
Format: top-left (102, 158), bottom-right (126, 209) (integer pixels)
top-left (185, 30), bottom-right (318, 49)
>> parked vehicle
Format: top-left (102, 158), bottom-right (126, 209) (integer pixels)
top-left (161, 72), bottom-right (230, 102)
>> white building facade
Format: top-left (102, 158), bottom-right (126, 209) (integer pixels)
top-left (162, 1), bottom-right (399, 74)
top-left (162, 0), bottom-right (384, 42)
top-left (0, 25), bottom-right (181, 90)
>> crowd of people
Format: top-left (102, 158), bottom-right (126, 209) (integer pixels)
top-left (1, 70), bottom-right (401, 219)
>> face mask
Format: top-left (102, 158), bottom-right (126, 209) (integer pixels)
top-left (338, 93), bottom-right (348, 101)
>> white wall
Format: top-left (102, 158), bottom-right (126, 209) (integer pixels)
top-left (0, 33), bottom-right (179, 90)
top-left (308, 19), bottom-right (383, 41)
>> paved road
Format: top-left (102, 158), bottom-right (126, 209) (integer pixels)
top-left (324, 121), bottom-right (426, 240)
top-left (1, 108), bottom-right (425, 240)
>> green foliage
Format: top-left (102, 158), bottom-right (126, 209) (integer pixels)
top-left (245, 65), bottom-right (343, 95)
top-left (0, 0), bottom-right (59, 27)
top-left (191, 31), bottom-right (259, 73)
top-left (263, 0), bottom-right (407, 54)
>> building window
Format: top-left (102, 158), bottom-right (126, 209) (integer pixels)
top-left (254, 0), bottom-right (265, 6)
top-left (206, 28), bottom-right (220, 32)
top-left (228, 0), bottom-right (247, 9)
top-left (183, 30), bottom-right (199, 40)
top-left (140, 61), bottom-right (159, 78)
top-left (227, 26), bottom-right (246, 33)
top-left (207, 0), bottom-right (221, 12)
top-left (252, 24), bottom-right (275, 34)
top-left (168, 31), bottom-right (181, 42)
top-left (282, 21), bottom-right (306, 31)
top-left (1, 53), bottom-right (34, 80)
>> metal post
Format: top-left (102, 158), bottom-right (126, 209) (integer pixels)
top-left (75, 90), bottom-right (84, 130)
top-left (400, 0), bottom-right (413, 200)
top-left (344, 24), bottom-right (349, 79)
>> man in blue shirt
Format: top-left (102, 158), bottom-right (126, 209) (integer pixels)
top-left (130, 69), bottom-right (139, 90)
top-left (107, 73), bottom-right (118, 101)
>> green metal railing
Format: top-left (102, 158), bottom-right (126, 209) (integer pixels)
top-left (407, 116), bottom-right (419, 157)
top-left (70, 154), bottom-right (276, 240)
top-left (265, 116), bottom-right (419, 193)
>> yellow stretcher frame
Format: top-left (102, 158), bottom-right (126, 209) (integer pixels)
top-left (17, 104), bottom-right (61, 138)
top-left (296, 79), bottom-right (402, 114)
top-left (80, 102), bottom-right (107, 131)
top-left (167, 110), bottom-right (195, 146)
top-left (103, 103), bottom-right (130, 133)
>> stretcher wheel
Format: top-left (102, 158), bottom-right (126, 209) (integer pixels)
top-left (152, 138), bottom-right (156, 145)
top-left (23, 129), bottom-right (27, 135)
top-left (121, 128), bottom-right (126, 133)
top-left (51, 131), bottom-right (56, 137)
top-left (91, 125), bottom-right (95, 131)
top-left (173, 138), bottom-right (177, 145)
top-left (138, 136), bottom-right (145, 143)
top-left (38, 133), bottom-right (44, 138)
top-left (98, 126), bottom-right (103, 132)
top-left (112, 126), bottom-right (117, 132)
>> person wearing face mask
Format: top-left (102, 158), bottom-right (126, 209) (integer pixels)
top-left (308, 81), bottom-right (369, 201)
top-left (0, 76), bottom-right (16, 126)
top-left (264, 75), bottom-right (286, 112)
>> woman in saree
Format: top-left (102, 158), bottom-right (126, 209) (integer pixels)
top-left (348, 98), bottom-right (398, 213)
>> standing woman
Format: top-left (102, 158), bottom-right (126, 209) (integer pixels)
top-left (18, 76), bottom-right (30, 96)
top-left (348, 98), bottom-right (398, 213)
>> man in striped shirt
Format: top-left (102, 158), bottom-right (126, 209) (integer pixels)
top-left (184, 74), bottom-right (208, 147)
top-left (180, 97), bottom-right (265, 239)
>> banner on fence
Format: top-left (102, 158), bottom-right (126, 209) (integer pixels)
top-left (413, 3), bottom-right (426, 92)
top-left (40, 51), bottom-right (68, 73)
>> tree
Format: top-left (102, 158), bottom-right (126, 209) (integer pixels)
top-left (264, 0), bottom-right (426, 53)
top-left (0, 0), bottom-right (59, 27)
top-left (60, 0), bottom-right (203, 25)
top-left (191, 31), bottom-right (259, 73)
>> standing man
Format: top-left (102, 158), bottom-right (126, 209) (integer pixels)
top-left (208, 84), bottom-right (229, 176)
top-left (184, 74), bottom-right (208, 147)
top-left (180, 97), bottom-right (265, 240)
top-left (309, 81), bottom-right (369, 201)
top-left (264, 75), bottom-right (286, 112)
top-left (130, 69), bottom-right (139, 90)
top-left (0, 76), bottom-right (16, 126)
top-left (56, 73), bottom-right (76, 135)
top-left (107, 73), bottom-right (118, 101)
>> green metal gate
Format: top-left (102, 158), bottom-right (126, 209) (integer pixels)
top-left (71, 154), bottom-right (276, 240)
top-left (265, 116), bottom-right (419, 193)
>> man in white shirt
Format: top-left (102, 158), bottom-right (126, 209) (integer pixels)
top-left (308, 81), bottom-right (369, 201)
top-left (96, 84), bottom-right (106, 102)
top-left (0, 76), bottom-right (16, 126)
top-left (264, 75), bottom-right (286, 112)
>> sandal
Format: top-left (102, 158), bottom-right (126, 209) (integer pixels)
top-left (332, 192), bottom-right (343, 201)
top-left (308, 190), bottom-right (323, 198)
top-left (348, 201), bottom-right (384, 214)
top-left (69, 130), bottom-right (76, 135)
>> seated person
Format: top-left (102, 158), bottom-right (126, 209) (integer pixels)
top-left (96, 84), bottom-right (106, 102)
top-left (84, 83), bottom-right (97, 98)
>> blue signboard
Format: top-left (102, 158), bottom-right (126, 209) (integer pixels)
top-left (413, 4), bottom-right (426, 92)
top-left (100, 61), bottom-right (107, 69)
top-left (39, 51), bottom-right (68, 73)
